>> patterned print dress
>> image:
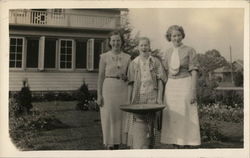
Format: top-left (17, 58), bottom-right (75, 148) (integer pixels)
top-left (125, 55), bottom-right (166, 148)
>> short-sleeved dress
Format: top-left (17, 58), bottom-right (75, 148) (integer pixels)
top-left (99, 51), bottom-right (131, 146)
top-left (126, 55), bottom-right (166, 148)
top-left (160, 44), bottom-right (201, 146)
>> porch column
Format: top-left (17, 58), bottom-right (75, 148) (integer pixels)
top-left (38, 36), bottom-right (45, 71)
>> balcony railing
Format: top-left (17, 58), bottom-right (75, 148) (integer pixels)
top-left (9, 9), bottom-right (120, 30)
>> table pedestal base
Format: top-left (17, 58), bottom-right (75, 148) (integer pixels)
top-left (133, 120), bottom-right (150, 149)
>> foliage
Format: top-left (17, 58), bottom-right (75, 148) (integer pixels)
top-left (198, 103), bottom-right (243, 123)
top-left (14, 79), bottom-right (33, 116)
top-left (215, 90), bottom-right (243, 107)
top-left (200, 120), bottom-right (224, 142)
top-left (233, 71), bottom-right (243, 87)
top-left (197, 49), bottom-right (228, 75)
top-left (9, 97), bottom-right (70, 150)
top-left (43, 92), bottom-right (56, 101)
top-left (197, 77), bottom-right (218, 105)
top-left (57, 92), bottom-right (76, 101)
top-left (75, 80), bottom-right (98, 111)
top-left (198, 103), bottom-right (243, 142)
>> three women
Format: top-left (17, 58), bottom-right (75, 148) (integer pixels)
top-left (97, 25), bottom-right (201, 149)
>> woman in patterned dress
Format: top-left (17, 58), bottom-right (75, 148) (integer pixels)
top-left (97, 31), bottom-right (131, 150)
top-left (126, 37), bottom-right (166, 149)
top-left (160, 25), bottom-right (201, 148)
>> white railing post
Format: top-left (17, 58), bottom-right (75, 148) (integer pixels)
top-left (10, 10), bottom-right (120, 29)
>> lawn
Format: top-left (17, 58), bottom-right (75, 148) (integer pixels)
top-left (9, 101), bottom-right (243, 150)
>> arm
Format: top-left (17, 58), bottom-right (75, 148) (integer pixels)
top-left (127, 83), bottom-right (133, 104)
top-left (190, 70), bottom-right (198, 104)
top-left (127, 60), bottom-right (135, 104)
top-left (97, 55), bottom-right (105, 107)
top-left (157, 79), bottom-right (164, 104)
top-left (189, 47), bottom-right (199, 104)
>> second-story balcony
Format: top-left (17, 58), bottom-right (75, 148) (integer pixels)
top-left (9, 9), bottom-right (121, 30)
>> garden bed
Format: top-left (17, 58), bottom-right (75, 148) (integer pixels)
top-left (9, 101), bottom-right (243, 150)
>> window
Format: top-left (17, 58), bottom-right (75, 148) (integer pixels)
top-left (59, 39), bottom-right (73, 69)
top-left (26, 38), bottom-right (39, 68)
top-left (75, 40), bottom-right (87, 69)
top-left (9, 37), bottom-right (104, 71)
top-left (9, 37), bottom-right (24, 68)
top-left (44, 39), bottom-right (57, 68)
top-left (94, 40), bottom-right (102, 69)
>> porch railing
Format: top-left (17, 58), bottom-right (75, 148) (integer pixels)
top-left (9, 9), bottom-right (120, 29)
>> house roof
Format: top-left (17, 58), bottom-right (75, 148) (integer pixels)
top-left (233, 60), bottom-right (243, 70)
top-left (213, 59), bottom-right (243, 73)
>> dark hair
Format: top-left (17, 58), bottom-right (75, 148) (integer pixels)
top-left (165, 25), bottom-right (185, 42)
top-left (108, 31), bottom-right (124, 49)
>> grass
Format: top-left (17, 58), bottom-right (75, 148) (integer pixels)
top-left (10, 101), bottom-right (243, 150)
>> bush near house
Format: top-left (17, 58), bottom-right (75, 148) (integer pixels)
top-left (75, 81), bottom-right (98, 111)
top-left (11, 80), bottom-right (33, 117)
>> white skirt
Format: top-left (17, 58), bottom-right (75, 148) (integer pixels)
top-left (100, 78), bottom-right (128, 146)
top-left (160, 76), bottom-right (201, 145)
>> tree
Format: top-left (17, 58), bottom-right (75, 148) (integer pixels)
top-left (119, 10), bottom-right (139, 60)
top-left (198, 49), bottom-right (228, 75)
top-left (197, 49), bottom-right (228, 104)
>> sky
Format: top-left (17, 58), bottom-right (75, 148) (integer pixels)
top-left (128, 8), bottom-right (244, 61)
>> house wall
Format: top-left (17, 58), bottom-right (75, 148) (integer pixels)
top-left (9, 9), bottom-right (121, 92)
top-left (9, 71), bottom-right (98, 91)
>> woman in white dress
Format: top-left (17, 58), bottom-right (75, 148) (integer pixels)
top-left (97, 31), bottom-right (131, 150)
top-left (160, 25), bottom-right (201, 148)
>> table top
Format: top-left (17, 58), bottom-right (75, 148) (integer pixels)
top-left (120, 104), bottom-right (166, 114)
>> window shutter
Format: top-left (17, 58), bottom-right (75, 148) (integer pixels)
top-left (38, 36), bottom-right (45, 71)
top-left (87, 38), bottom-right (94, 71)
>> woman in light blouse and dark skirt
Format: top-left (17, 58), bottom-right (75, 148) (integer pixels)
top-left (160, 25), bottom-right (201, 148)
top-left (97, 31), bottom-right (131, 150)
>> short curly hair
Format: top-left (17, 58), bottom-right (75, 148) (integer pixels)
top-left (165, 25), bottom-right (185, 42)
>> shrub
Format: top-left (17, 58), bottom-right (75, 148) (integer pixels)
top-left (234, 71), bottom-right (243, 87)
top-left (197, 77), bottom-right (218, 105)
top-left (43, 92), bottom-right (56, 101)
top-left (198, 103), bottom-right (243, 142)
top-left (215, 90), bottom-right (243, 107)
top-left (57, 92), bottom-right (75, 101)
top-left (198, 103), bottom-right (243, 123)
top-left (75, 80), bottom-right (91, 111)
top-left (9, 97), bottom-right (70, 150)
top-left (75, 80), bottom-right (98, 111)
top-left (14, 79), bottom-right (33, 116)
top-left (200, 120), bottom-right (224, 142)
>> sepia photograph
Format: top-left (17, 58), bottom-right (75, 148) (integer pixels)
top-left (0, 0), bottom-right (249, 158)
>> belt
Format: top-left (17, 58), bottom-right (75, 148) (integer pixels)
top-left (105, 76), bottom-right (128, 81)
top-left (106, 76), bottom-right (122, 79)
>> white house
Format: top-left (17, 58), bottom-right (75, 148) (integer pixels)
top-left (9, 9), bottom-right (123, 92)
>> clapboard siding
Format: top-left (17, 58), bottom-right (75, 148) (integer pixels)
top-left (9, 71), bottom-right (98, 91)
